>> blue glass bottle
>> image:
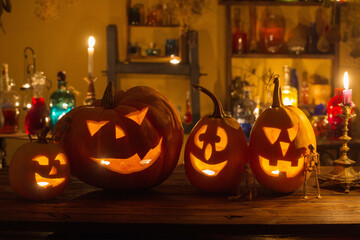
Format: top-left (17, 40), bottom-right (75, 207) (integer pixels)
top-left (49, 71), bottom-right (75, 129)
top-left (232, 84), bottom-right (256, 141)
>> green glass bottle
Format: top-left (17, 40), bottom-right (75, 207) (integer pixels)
top-left (49, 71), bottom-right (75, 129)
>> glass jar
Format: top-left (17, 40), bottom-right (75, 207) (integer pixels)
top-left (0, 63), bottom-right (20, 133)
top-left (49, 71), bottom-right (76, 130)
top-left (259, 7), bottom-right (285, 54)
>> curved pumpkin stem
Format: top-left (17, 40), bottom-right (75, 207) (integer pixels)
top-left (193, 84), bottom-right (226, 118)
top-left (272, 76), bottom-right (284, 108)
top-left (101, 81), bottom-right (116, 109)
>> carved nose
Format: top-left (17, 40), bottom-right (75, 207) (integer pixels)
top-left (49, 166), bottom-right (58, 175)
top-left (204, 143), bottom-right (212, 161)
top-left (280, 141), bottom-right (290, 157)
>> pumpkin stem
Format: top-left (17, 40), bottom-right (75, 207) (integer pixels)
top-left (193, 84), bottom-right (226, 118)
top-left (37, 127), bottom-right (50, 144)
top-left (101, 81), bottom-right (116, 109)
top-left (272, 76), bottom-right (284, 108)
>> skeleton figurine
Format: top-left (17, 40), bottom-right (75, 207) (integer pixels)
top-left (303, 144), bottom-right (321, 199)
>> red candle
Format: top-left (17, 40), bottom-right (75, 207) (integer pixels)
top-left (342, 72), bottom-right (352, 105)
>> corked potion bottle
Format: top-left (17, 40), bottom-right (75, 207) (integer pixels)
top-left (25, 71), bottom-right (50, 135)
top-left (0, 63), bottom-right (20, 133)
top-left (49, 71), bottom-right (75, 130)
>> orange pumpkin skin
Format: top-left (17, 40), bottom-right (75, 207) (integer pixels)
top-left (53, 83), bottom-right (183, 191)
top-left (9, 136), bottom-right (70, 201)
top-left (184, 85), bottom-right (248, 193)
top-left (249, 77), bottom-right (316, 193)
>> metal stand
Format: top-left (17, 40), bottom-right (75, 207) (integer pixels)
top-left (319, 104), bottom-right (360, 193)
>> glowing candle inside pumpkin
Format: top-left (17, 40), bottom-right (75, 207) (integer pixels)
top-left (342, 72), bottom-right (352, 105)
top-left (88, 36), bottom-right (95, 77)
top-left (202, 169), bottom-right (216, 176)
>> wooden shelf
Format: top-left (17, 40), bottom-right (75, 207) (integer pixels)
top-left (222, 0), bottom-right (341, 111)
top-left (106, 24), bottom-right (200, 133)
top-left (129, 24), bottom-right (180, 28)
top-left (219, 0), bottom-right (346, 6)
top-left (232, 53), bottom-right (335, 59)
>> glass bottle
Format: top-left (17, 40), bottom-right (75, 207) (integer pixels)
top-left (25, 71), bottom-right (50, 135)
top-left (300, 77), bottom-right (309, 105)
top-left (183, 91), bottom-right (192, 124)
top-left (232, 8), bottom-right (247, 54)
top-left (232, 83), bottom-right (256, 141)
top-left (49, 71), bottom-right (76, 130)
top-left (259, 7), bottom-right (285, 54)
top-left (0, 63), bottom-right (20, 133)
top-left (282, 65), bottom-right (298, 107)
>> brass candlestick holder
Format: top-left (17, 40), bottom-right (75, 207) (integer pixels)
top-left (84, 74), bottom-right (96, 105)
top-left (318, 103), bottom-right (360, 193)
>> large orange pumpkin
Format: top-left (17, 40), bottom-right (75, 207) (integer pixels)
top-left (53, 82), bottom-right (183, 191)
top-left (9, 128), bottom-right (70, 201)
top-left (249, 76), bottom-right (316, 193)
top-left (184, 85), bottom-right (248, 192)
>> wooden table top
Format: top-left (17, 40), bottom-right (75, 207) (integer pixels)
top-left (1, 165), bottom-right (360, 237)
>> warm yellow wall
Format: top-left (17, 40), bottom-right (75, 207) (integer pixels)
top-left (0, 0), bottom-right (226, 163)
top-left (0, 1), bottom-right (359, 164)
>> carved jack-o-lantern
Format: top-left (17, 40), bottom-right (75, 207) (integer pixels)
top-left (9, 129), bottom-right (70, 200)
top-left (249, 76), bottom-right (316, 193)
top-left (53, 82), bottom-right (183, 191)
top-left (184, 85), bottom-right (248, 192)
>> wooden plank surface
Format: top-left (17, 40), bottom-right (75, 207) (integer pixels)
top-left (1, 166), bottom-right (360, 235)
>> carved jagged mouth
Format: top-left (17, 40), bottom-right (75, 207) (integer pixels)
top-left (259, 155), bottom-right (304, 178)
top-left (190, 153), bottom-right (228, 177)
top-left (35, 173), bottom-right (66, 188)
top-left (91, 138), bottom-right (163, 174)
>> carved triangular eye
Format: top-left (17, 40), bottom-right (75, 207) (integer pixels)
top-left (125, 107), bottom-right (149, 125)
top-left (263, 127), bottom-right (281, 145)
top-left (287, 124), bottom-right (299, 142)
top-left (86, 121), bottom-right (109, 136)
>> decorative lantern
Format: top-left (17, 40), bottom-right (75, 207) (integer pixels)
top-left (53, 82), bottom-right (183, 191)
top-left (184, 85), bottom-right (248, 193)
top-left (9, 128), bottom-right (70, 201)
top-left (326, 88), bottom-right (354, 139)
top-left (249, 76), bottom-right (316, 193)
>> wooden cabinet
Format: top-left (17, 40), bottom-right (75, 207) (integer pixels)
top-left (106, 25), bottom-right (200, 133)
top-left (219, 0), bottom-right (342, 112)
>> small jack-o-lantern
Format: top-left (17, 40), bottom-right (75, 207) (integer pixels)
top-left (249, 76), bottom-right (316, 193)
top-left (184, 85), bottom-right (248, 192)
top-left (9, 128), bottom-right (70, 201)
top-left (53, 82), bottom-right (183, 191)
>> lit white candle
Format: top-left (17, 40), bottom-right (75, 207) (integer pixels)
top-left (342, 72), bottom-right (352, 105)
top-left (88, 36), bottom-right (95, 77)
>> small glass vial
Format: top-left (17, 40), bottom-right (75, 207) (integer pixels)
top-left (282, 65), bottom-right (298, 107)
top-left (183, 91), bottom-right (192, 124)
top-left (50, 71), bottom-right (76, 130)
top-left (0, 63), bottom-right (20, 133)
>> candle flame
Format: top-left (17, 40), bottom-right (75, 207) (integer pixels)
top-left (343, 72), bottom-right (349, 90)
top-left (88, 36), bottom-right (95, 48)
